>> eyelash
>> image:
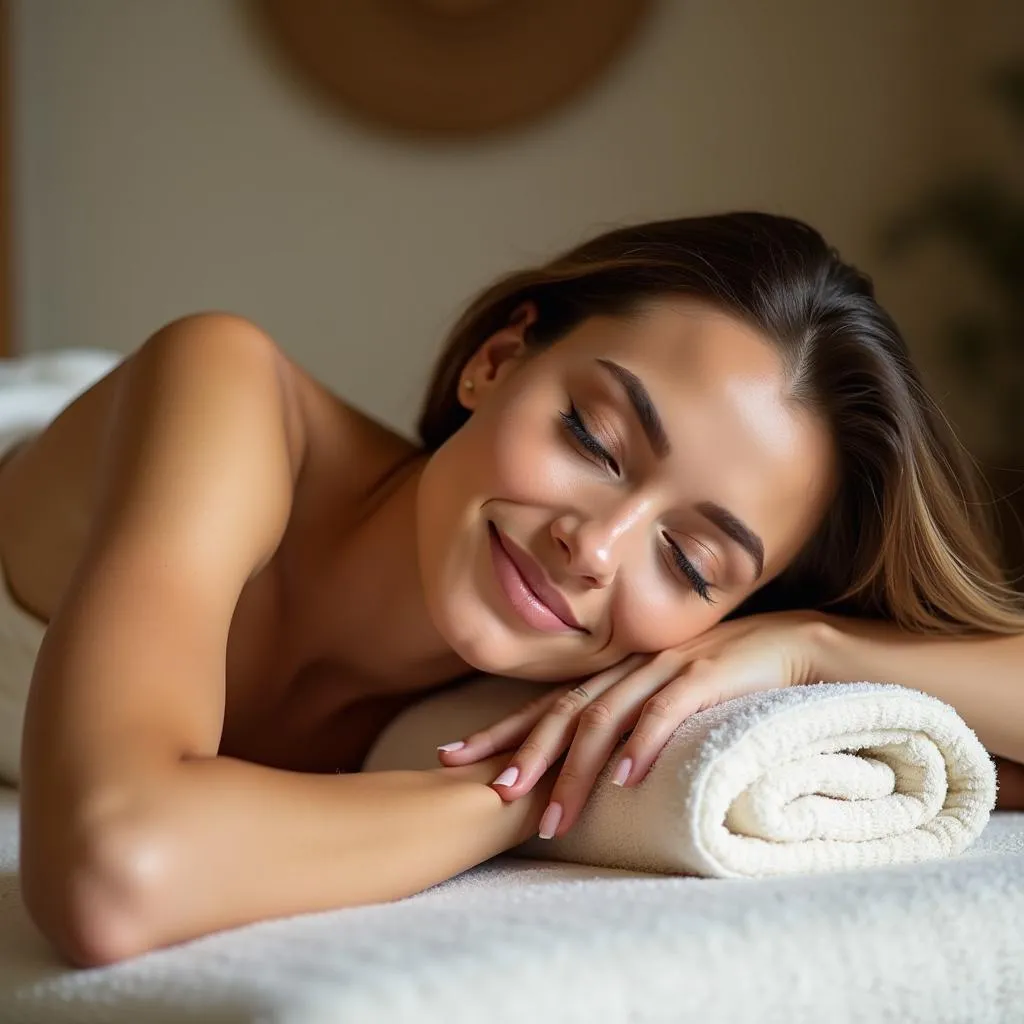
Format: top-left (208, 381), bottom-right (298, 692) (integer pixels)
top-left (558, 404), bottom-right (714, 605)
top-left (560, 403), bottom-right (619, 474)
top-left (664, 534), bottom-right (714, 604)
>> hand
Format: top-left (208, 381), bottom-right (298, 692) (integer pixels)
top-left (436, 610), bottom-right (831, 840)
top-left (432, 752), bottom-right (561, 849)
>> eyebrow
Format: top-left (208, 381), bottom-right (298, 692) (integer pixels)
top-left (696, 502), bottom-right (765, 580)
top-left (594, 358), bottom-right (765, 581)
top-left (595, 358), bottom-right (671, 458)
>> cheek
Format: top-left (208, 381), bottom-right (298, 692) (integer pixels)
top-left (417, 402), bottom-right (548, 523)
top-left (481, 398), bottom-right (571, 503)
top-left (611, 576), bottom-right (722, 654)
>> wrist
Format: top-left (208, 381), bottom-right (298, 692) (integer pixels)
top-left (433, 753), bottom-right (557, 848)
top-left (802, 612), bottom-right (857, 683)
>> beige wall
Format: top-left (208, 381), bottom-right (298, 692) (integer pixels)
top-left (10, 0), bottom-right (1022, 442)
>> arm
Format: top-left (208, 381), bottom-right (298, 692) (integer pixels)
top-left (812, 616), bottom-right (1024, 763)
top-left (54, 751), bottom-right (552, 966)
top-left (812, 616), bottom-right (1024, 805)
top-left (19, 315), bottom-right (553, 967)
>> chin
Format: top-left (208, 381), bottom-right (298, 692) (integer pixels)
top-left (430, 596), bottom-right (525, 676)
top-left (427, 589), bottom-right (581, 682)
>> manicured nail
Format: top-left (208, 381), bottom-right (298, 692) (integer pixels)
top-left (437, 741), bottom-right (466, 752)
top-left (538, 801), bottom-right (563, 839)
top-left (611, 756), bottom-right (633, 786)
top-left (491, 766), bottom-right (519, 787)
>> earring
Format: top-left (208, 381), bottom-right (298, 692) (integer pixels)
top-left (463, 379), bottom-right (475, 391)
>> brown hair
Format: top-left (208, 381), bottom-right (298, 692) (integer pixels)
top-left (417, 212), bottom-right (1024, 636)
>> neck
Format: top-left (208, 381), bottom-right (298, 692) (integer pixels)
top-left (297, 451), bottom-right (472, 693)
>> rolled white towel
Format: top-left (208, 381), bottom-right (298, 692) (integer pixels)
top-left (363, 675), bottom-right (997, 878)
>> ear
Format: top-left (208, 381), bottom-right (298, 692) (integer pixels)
top-left (457, 301), bottom-right (539, 411)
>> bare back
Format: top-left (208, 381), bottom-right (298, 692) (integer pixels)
top-left (0, 319), bottom-right (426, 774)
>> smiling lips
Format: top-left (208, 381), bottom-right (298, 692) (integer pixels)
top-left (488, 522), bottom-right (586, 634)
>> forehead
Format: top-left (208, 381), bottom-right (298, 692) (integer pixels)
top-left (556, 298), bottom-right (782, 381)
top-left (548, 299), bottom-right (836, 572)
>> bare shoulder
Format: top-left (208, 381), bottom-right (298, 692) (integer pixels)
top-left (0, 314), bottom-right (332, 621)
top-left (131, 312), bottom-right (414, 496)
top-left (136, 312), bottom-right (309, 479)
top-left (0, 313), bottom-right (418, 623)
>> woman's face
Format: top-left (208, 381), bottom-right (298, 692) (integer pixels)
top-left (416, 298), bottom-right (837, 681)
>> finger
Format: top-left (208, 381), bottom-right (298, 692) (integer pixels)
top-left (534, 653), bottom-right (688, 831)
top-left (539, 696), bottom-right (640, 837)
top-left (616, 662), bottom-right (717, 787)
top-left (488, 654), bottom-right (646, 801)
top-left (544, 657), bottom-right (715, 834)
top-left (435, 686), bottom-right (565, 764)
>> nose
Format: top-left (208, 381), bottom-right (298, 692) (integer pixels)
top-left (551, 513), bottom-right (627, 589)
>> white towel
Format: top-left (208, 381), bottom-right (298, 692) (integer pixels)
top-left (363, 675), bottom-right (997, 878)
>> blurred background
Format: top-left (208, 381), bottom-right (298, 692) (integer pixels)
top-left (1, 0), bottom-right (1022, 556)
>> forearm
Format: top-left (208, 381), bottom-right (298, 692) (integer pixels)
top-left (814, 616), bottom-right (1024, 762)
top-left (24, 752), bottom-right (554, 966)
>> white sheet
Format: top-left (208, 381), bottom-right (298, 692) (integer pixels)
top-left (1, 786), bottom-right (1023, 1023)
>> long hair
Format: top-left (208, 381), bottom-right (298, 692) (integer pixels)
top-left (417, 212), bottom-right (1024, 635)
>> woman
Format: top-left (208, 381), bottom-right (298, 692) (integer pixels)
top-left (2, 212), bottom-right (1022, 968)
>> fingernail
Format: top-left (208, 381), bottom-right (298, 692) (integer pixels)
top-left (437, 741), bottom-right (466, 752)
top-left (491, 765), bottom-right (519, 787)
top-left (538, 801), bottom-right (562, 839)
top-left (611, 756), bottom-right (633, 787)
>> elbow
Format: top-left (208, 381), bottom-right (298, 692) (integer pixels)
top-left (21, 816), bottom-right (169, 967)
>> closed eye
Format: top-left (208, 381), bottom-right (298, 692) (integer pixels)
top-left (560, 404), bottom-right (620, 475)
top-left (663, 533), bottom-right (714, 604)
